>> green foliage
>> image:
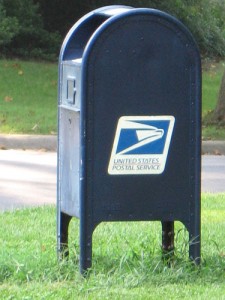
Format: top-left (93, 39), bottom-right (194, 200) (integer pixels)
top-left (0, 0), bottom-right (224, 59)
top-left (169, 0), bottom-right (225, 57)
top-left (0, 0), bottom-right (60, 60)
top-left (33, 0), bottom-right (88, 36)
top-left (0, 0), bottom-right (19, 45)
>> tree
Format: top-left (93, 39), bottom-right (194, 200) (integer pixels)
top-left (0, 0), bottom-right (19, 46)
top-left (34, 0), bottom-right (89, 36)
top-left (0, 0), bottom-right (61, 60)
top-left (1, 0), bottom-right (225, 60)
top-left (212, 70), bottom-right (225, 124)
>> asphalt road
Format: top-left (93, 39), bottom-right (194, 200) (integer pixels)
top-left (201, 155), bottom-right (225, 193)
top-left (0, 150), bottom-right (56, 211)
top-left (0, 150), bottom-right (224, 211)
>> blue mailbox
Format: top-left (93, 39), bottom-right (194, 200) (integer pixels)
top-left (57, 5), bottom-right (201, 273)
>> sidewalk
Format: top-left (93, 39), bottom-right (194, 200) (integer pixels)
top-left (0, 134), bottom-right (225, 154)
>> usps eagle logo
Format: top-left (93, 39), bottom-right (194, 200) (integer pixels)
top-left (108, 116), bottom-right (175, 175)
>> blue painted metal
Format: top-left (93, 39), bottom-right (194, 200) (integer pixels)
top-left (57, 5), bottom-right (201, 274)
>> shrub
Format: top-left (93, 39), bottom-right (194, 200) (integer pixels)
top-left (132, 0), bottom-right (225, 57)
top-left (0, 0), bottom-right (224, 60)
top-left (163, 0), bottom-right (225, 57)
top-left (0, 0), bottom-right (60, 60)
top-left (0, 0), bottom-right (19, 46)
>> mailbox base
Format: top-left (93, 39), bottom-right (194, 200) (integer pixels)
top-left (58, 216), bottom-right (200, 274)
top-left (162, 221), bottom-right (175, 261)
top-left (58, 211), bottom-right (94, 274)
top-left (188, 222), bottom-right (201, 266)
top-left (58, 212), bottom-right (72, 259)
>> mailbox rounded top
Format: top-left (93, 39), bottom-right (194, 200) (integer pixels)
top-left (59, 5), bottom-right (133, 61)
top-left (59, 5), bottom-right (200, 68)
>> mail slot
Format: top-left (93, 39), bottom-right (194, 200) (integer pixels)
top-left (57, 5), bottom-right (201, 274)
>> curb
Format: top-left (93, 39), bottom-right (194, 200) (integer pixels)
top-left (202, 140), bottom-right (225, 155)
top-left (0, 134), bottom-right (57, 151)
top-left (0, 134), bottom-right (225, 155)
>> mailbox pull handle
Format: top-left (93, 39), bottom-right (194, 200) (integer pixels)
top-left (66, 77), bottom-right (76, 105)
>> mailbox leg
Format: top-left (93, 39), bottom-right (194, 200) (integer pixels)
top-left (162, 221), bottom-right (174, 260)
top-left (80, 223), bottom-right (93, 275)
top-left (58, 211), bottom-right (72, 258)
top-left (188, 223), bottom-right (201, 265)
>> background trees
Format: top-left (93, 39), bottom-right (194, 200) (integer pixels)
top-left (213, 71), bottom-right (225, 124)
top-left (0, 0), bottom-right (19, 47)
top-left (0, 0), bottom-right (224, 60)
top-left (0, 0), bottom-right (60, 60)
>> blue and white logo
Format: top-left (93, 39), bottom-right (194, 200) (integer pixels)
top-left (108, 116), bottom-right (175, 175)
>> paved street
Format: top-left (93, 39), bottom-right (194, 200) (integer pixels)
top-left (201, 155), bottom-right (225, 193)
top-left (0, 150), bottom-right (225, 211)
top-left (0, 150), bottom-right (56, 211)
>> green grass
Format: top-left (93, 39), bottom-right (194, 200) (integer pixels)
top-left (0, 59), bottom-right (225, 139)
top-left (202, 61), bottom-right (225, 116)
top-left (0, 60), bottom-right (57, 134)
top-left (0, 194), bottom-right (225, 299)
top-left (202, 60), bottom-right (225, 140)
top-left (202, 124), bottom-right (225, 140)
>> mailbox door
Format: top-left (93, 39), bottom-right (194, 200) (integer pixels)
top-left (81, 9), bottom-right (201, 231)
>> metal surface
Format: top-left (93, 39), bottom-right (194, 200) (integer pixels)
top-left (58, 52), bottom-right (82, 218)
top-left (61, 60), bottom-right (81, 110)
top-left (59, 109), bottom-right (80, 217)
top-left (162, 221), bottom-right (175, 257)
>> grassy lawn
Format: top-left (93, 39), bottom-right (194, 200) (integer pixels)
top-left (0, 59), bottom-right (225, 139)
top-left (0, 194), bottom-right (225, 299)
top-left (202, 61), bottom-right (225, 115)
top-left (0, 60), bottom-right (57, 134)
top-left (202, 60), bottom-right (225, 140)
